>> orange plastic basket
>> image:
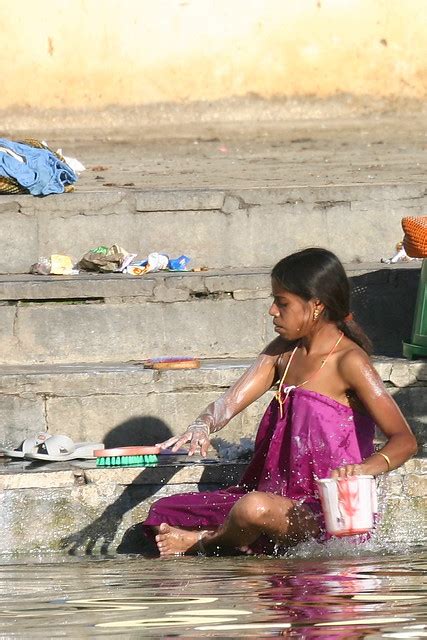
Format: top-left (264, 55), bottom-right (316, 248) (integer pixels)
top-left (402, 216), bottom-right (427, 258)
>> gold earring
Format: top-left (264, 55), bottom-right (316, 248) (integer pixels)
top-left (313, 308), bottom-right (320, 320)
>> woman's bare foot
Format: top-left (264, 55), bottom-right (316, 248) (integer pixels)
top-left (155, 523), bottom-right (254, 557)
top-left (155, 523), bottom-right (201, 557)
top-left (239, 545), bottom-right (254, 555)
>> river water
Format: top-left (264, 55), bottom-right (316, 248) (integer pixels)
top-left (0, 541), bottom-right (426, 638)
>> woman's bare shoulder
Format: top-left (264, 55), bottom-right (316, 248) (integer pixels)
top-left (336, 339), bottom-right (375, 383)
top-left (261, 337), bottom-right (298, 381)
top-left (261, 336), bottom-right (298, 358)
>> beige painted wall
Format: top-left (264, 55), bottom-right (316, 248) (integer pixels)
top-left (2, 0), bottom-right (426, 109)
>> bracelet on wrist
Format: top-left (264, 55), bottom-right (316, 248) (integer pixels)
top-left (373, 451), bottom-right (391, 471)
top-left (187, 422), bottom-right (210, 436)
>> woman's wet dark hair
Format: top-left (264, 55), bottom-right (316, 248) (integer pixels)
top-left (271, 247), bottom-right (372, 353)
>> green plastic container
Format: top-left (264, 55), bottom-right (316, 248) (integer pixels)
top-left (403, 259), bottom-right (427, 358)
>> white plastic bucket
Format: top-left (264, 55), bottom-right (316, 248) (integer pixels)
top-left (316, 475), bottom-right (377, 537)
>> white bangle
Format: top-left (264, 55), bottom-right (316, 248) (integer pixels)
top-left (187, 422), bottom-right (210, 436)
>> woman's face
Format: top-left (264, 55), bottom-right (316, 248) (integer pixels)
top-left (269, 280), bottom-right (312, 340)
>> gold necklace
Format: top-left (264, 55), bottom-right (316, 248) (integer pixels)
top-left (276, 331), bottom-right (344, 417)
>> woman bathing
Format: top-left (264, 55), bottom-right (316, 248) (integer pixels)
top-left (141, 248), bottom-right (418, 556)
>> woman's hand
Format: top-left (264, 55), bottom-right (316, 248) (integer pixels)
top-left (330, 463), bottom-right (366, 479)
top-left (155, 419), bottom-right (211, 457)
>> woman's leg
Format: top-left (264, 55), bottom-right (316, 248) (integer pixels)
top-left (155, 525), bottom-right (218, 556)
top-left (155, 491), bottom-right (320, 557)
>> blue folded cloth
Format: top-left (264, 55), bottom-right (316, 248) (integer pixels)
top-left (0, 138), bottom-right (77, 195)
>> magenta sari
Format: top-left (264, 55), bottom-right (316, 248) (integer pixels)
top-left (141, 388), bottom-right (375, 551)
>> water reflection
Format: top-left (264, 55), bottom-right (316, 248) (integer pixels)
top-left (0, 548), bottom-right (425, 638)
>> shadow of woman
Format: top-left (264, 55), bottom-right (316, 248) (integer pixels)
top-left (59, 415), bottom-right (180, 556)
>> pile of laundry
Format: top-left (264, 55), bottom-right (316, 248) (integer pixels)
top-left (0, 137), bottom-right (84, 196)
top-left (30, 245), bottom-right (193, 276)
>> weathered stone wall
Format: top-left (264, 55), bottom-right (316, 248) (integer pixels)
top-left (2, 186), bottom-right (427, 273)
top-left (0, 358), bottom-right (425, 451)
top-left (0, 459), bottom-right (424, 555)
top-left (0, 463), bottom-right (243, 554)
top-left (1, 0), bottom-right (426, 109)
top-left (0, 263), bottom-right (421, 364)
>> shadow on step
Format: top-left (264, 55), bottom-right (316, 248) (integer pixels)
top-left (59, 415), bottom-right (218, 557)
top-left (350, 267), bottom-right (419, 356)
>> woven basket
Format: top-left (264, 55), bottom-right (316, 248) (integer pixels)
top-left (0, 176), bottom-right (28, 194)
top-left (402, 216), bottom-right (427, 258)
top-left (18, 137), bottom-right (66, 162)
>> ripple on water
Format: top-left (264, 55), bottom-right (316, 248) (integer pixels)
top-left (0, 548), bottom-right (425, 638)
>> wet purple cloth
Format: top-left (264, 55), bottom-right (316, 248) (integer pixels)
top-left (141, 388), bottom-right (375, 546)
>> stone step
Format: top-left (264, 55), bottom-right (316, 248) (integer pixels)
top-left (0, 357), bottom-right (425, 453)
top-left (0, 262), bottom-right (421, 364)
top-left (1, 183), bottom-right (426, 273)
top-left (0, 456), bottom-right (425, 554)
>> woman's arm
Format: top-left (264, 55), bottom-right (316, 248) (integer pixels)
top-left (332, 349), bottom-right (418, 478)
top-left (156, 337), bottom-right (288, 456)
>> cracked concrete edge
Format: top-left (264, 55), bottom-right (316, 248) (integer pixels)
top-left (2, 183), bottom-right (426, 214)
top-left (0, 461), bottom-right (247, 490)
top-left (120, 462), bottom-right (427, 494)
top-left (0, 189), bottom-right (227, 215)
top-left (1, 183), bottom-right (426, 271)
top-left (0, 458), bottom-right (424, 491)
top-left (136, 189), bottom-right (226, 212)
top-left (0, 357), bottom-right (425, 395)
top-left (0, 263), bottom-right (420, 301)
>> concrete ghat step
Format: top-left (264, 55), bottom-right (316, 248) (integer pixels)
top-left (0, 357), bottom-right (425, 452)
top-left (0, 457), bottom-right (425, 554)
top-left (0, 262), bottom-right (421, 364)
top-left (1, 184), bottom-right (427, 273)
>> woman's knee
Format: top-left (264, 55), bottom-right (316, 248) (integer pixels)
top-left (232, 492), bottom-right (292, 528)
